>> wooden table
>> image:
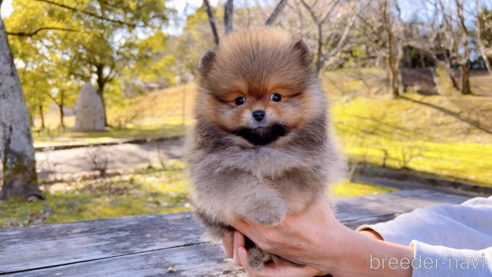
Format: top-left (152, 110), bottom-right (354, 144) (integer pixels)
top-left (0, 189), bottom-right (472, 277)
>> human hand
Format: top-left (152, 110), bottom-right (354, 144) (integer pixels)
top-left (227, 199), bottom-right (413, 277)
top-left (231, 199), bottom-right (348, 274)
top-left (222, 230), bottom-right (327, 277)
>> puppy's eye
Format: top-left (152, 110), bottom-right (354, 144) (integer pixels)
top-left (235, 96), bottom-right (246, 106)
top-left (270, 93), bottom-right (281, 102)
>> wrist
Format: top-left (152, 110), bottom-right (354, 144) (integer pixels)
top-left (318, 224), bottom-right (414, 277)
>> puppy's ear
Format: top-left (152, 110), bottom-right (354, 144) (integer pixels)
top-left (292, 39), bottom-right (314, 67)
top-left (198, 46), bottom-right (218, 76)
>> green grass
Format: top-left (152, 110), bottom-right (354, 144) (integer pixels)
top-left (0, 161), bottom-right (190, 228)
top-left (334, 94), bottom-right (492, 185)
top-left (331, 179), bottom-right (398, 197)
top-left (0, 161), bottom-right (393, 228)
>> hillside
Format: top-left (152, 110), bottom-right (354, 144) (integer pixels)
top-left (103, 81), bottom-right (492, 186)
top-left (32, 71), bottom-right (492, 186)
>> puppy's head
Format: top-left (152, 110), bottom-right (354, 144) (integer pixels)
top-left (197, 29), bottom-right (324, 146)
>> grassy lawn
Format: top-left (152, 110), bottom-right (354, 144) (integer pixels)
top-left (334, 94), bottom-right (492, 186)
top-left (0, 161), bottom-right (396, 228)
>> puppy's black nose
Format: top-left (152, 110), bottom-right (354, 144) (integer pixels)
top-left (252, 110), bottom-right (266, 122)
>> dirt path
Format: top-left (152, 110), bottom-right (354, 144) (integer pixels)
top-left (33, 139), bottom-right (185, 178)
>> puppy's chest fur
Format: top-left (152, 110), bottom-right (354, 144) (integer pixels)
top-left (186, 117), bottom-right (335, 238)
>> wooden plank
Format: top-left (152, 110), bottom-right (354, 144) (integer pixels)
top-left (2, 215), bottom-right (404, 277)
top-left (0, 189), bottom-right (471, 275)
top-left (4, 244), bottom-right (246, 277)
top-left (0, 212), bottom-right (205, 274)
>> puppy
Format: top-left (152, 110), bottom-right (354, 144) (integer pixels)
top-left (185, 28), bottom-right (346, 270)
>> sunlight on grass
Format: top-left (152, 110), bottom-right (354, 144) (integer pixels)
top-left (0, 161), bottom-right (190, 228)
top-left (0, 161), bottom-right (393, 229)
top-left (330, 179), bottom-right (399, 197)
top-left (334, 95), bottom-right (492, 186)
top-left (107, 83), bottom-right (198, 127)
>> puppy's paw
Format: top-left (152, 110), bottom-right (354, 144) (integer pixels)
top-left (247, 247), bottom-right (272, 271)
top-left (252, 207), bottom-right (286, 226)
top-left (242, 200), bottom-right (287, 226)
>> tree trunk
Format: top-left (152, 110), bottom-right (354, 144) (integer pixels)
top-left (476, 12), bottom-right (492, 77)
top-left (39, 104), bottom-right (45, 129)
top-left (405, 46), bottom-right (411, 67)
top-left (59, 105), bottom-right (65, 132)
top-left (265, 0), bottom-right (288, 26)
top-left (420, 49), bottom-right (425, 68)
top-left (224, 0), bottom-right (233, 35)
top-left (386, 34), bottom-right (399, 98)
top-left (203, 0), bottom-right (219, 45)
top-left (96, 65), bottom-right (109, 127)
top-left (460, 64), bottom-right (471, 95)
top-left (383, 0), bottom-right (399, 98)
top-left (388, 66), bottom-right (399, 98)
top-left (436, 33), bottom-right (460, 90)
top-left (315, 23), bottom-right (323, 74)
top-left (59, 91), bottom-right (65, 132)
top-left (455, 0), bottom-right (471, 95)
top-left (0, 17), bottom-right (43, 201)
top-left (446, 65), bottom-right (459, 89)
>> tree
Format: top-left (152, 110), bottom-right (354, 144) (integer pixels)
top-left (203, 0), bottom-right (290, 45)
top-left (476, 5), bottom-right (492, 77)
top-left (0, 8), bottom-right (43, 200)
top-left (453, 0), bottom-right (472, 95)
top-left (357, 0), bottom-right (405, 98)
top-left (19, 69), bottom-right (52, 129)
top-left (45, 72), bottom-right (79, 132)
top-left (6, 0), bottom-right (174, 127)
top-left (408, 0), bottom-right (460, 91)
top-left (416, 0), bottom-right (472, 95)
top-left (300, 0), bottom-right (366, 74)
top-left (127, 30), bottom-right (177, 90)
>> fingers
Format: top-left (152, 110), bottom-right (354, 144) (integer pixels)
top-left (238, 246), bottom-right (324, 277)
top-left (233, 231), bottom-right (245, 266)
top-left (233, 219), bottom-right (256, 241)
top-left (222, 230), bottom-right (234, 258)
top-left (237, 246), bottom-right (253, 273)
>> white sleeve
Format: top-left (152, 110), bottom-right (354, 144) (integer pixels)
top-left (357, 197), bottom-right (492, 249)
top-left (410, 241), bottom-right (492, 277)
top-left (356, 196), bottom-right (492, 276)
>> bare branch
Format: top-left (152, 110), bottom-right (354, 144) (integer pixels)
top-left (299, 0), bottom-right (341, 26)
top-left (265, 0), bottom-right (288, 26)
top-left (203, 0), bottom-right (220, 44)
top-left (299, 0), bottom-right (321, 26)
top-left (33, 0), bottom-right (137, 27)
top-left (320, 0), bottom-right (341, 23)
top-left (7, 27), bottom-right (80, 37)
top-left (224, 0), bottom-right (233, 35)
top-left (324, 0), bottom-right (369, 60)
top-left (357, 14), bottom-right (385, 43)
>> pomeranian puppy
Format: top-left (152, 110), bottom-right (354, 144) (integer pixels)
top-left (185, 28), bottom-right (346, 270)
